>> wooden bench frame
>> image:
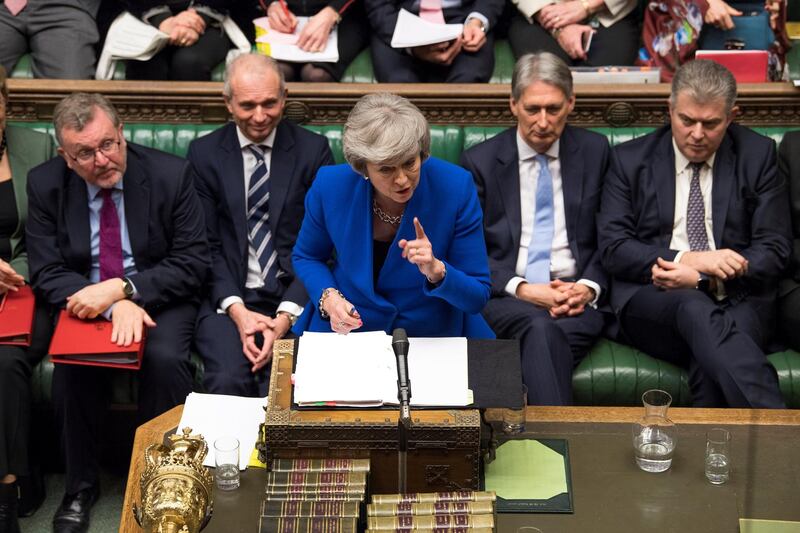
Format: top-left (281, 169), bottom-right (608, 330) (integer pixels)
top-left (7, 79), bottom-right (800, 128)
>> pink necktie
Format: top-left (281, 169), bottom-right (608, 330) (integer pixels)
top-left (99, 189), bottom-right (124, 281)
top-left (4, 0), bottom-right (27, 16)
top-left (419, 0), bottom-right (445, 24)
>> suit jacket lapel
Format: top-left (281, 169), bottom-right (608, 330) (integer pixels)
top-left (496, 130), bottom-right (523, 249)
top-left (268, 122), bottom-right (296, 234)
top-left (711, 135), bottom-right (734, 247)
top-left (65, 170), bottom-right (92, 272)
top-left (221, 123), bottom-right (248, 256)
top-left (654, 134), bottom-right (677, 247)
top-left (559, 126), bottom-right (583, 261)
top-left (121, 149), bottom-right (150, 264)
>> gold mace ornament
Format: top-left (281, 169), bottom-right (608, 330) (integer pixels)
top-left (133, 427), bottom-right (214, 533)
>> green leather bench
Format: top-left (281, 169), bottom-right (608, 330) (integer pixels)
top-left (13, 120), bottom-right (800, 408)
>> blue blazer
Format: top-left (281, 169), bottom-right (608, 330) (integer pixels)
top-left (598, 123), bottom-right (791, 315)
top-left (292, 158), bottom-right (494, 338)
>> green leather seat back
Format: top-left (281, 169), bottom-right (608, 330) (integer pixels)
top-left (767, 350), bottom-right (800, 409)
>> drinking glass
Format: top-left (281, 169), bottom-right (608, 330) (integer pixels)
top-left (502, 385), bottom-right (528, 434)
top-left (632, 389), bottom-right (676, 473)
top-left (214, 436), bottom-right (240, 491)
top-left (705, 428), bottom-right (731, 484)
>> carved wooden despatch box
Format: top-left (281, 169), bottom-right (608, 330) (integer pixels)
top-left (260, 340), bottom-right (482, 494)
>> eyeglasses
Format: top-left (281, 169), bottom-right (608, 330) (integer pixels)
top-left (66, 138), bottom-right (121, 165)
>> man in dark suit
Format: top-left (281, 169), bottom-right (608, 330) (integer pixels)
top-left (460, 53), bottom-right (608, 405)
top-left (364, 0), bottom-right (504, 82)
top-left (777, 132), bottom-right (800, 352)
top-left (26, 92), bottom-right (209, 532)
top-left (598, 60), bottom-right (790, 408)
top-left (189, 53), bottom-right (333, 396)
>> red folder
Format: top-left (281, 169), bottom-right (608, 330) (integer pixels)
top-left (0, 285), bottom-right (35, 346)
top-left (48, 310), bottom-right (145, 370)
top-left (694, 50), bottom-right (769, 83)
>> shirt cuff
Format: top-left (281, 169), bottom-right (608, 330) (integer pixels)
top-left (576, 279), bottom-right (601, 308)
top-left (218, 296), bottom-right (244, 315)
top-left (505, 276), bottom-right (528, 297)
top-left (102, 303), bottom-right (115, 321)
top-left (674, 251), bottom-right (686, 264)
top-left (465, 12), bottom-right (489, 31)
top-left (277, 301), bottom-right (304, 317)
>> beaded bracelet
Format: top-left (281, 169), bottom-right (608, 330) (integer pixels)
top-left (318, 288), bottom-right (345, 319)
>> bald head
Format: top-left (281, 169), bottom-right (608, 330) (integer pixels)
top-left (223, 53), bottom-right (286, 100)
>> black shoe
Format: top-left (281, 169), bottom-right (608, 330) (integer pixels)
top-left (16, 466), bottom-right (45, 518)
top-left (52, 485), bottom-right (100, 533)
top-left (0, 482), bottom-right (20, 533)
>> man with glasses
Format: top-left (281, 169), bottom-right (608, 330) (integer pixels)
top-left (25, 92), bottom-right (209, 533)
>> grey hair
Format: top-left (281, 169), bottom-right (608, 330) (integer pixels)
top-left (512, 52), bottom-right (573, 101)
top-left (670, 59), bottom-right (737, 113)
top-left (53, 92), bottom-right (121, 145)
top-left (342, 93), bottom-right (430, 176)
top-left (223, 53), bottom-right (285, 99)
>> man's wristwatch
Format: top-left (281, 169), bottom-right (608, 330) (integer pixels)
top-left (467, 17), bottom-right (486, 32)
top-left (696, 274), bottom-right (711, 294)
top-left (121, 277), bottom-right (134, 299)
top-left (276, 311), bottom-right (298, 327)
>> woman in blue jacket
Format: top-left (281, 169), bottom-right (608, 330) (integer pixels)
top-left (293, 93), bottom-right (493, 338)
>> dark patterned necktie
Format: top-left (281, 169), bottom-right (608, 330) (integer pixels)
top-left (247, 145), bottom-right (279, 291)
top-left (687, 162), bottom-right (709, 251)
top-left (99, 188), bottom-right (124, 281)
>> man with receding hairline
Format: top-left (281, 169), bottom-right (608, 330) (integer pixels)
top-left (189, 53), bottom-right (334, 396)
top-left (599, 60), bottom-right (790, 408)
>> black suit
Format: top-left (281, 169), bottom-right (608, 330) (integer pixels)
top-left (599, 124), bottom-right (790, 408)
top-left (460, 126), bottom-right (608, 405)
top-left (189, 121), bottom-right (333, 396)
top-left (26, 143), bottom-right (209, 493)
top-left (777, 131), bottom-right (800, 351)
top-left (364, 0), bottom-right (504, 82)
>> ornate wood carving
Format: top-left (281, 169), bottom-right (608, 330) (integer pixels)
top-left (7, 79), bottom-right (800, 128)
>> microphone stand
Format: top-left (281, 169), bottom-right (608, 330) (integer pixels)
top-left (392, 329), bottom-right (412, 494)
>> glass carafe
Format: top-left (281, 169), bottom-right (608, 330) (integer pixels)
top-left (632, 389), bottom-right (676, 473)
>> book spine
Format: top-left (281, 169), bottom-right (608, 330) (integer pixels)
top-left (260, 500), bottom-right (361, 518)
top-left (371, 492), bottom-right (496, 504)
top-left (367, 501), bottom-right (494, 516)
top-left (266, 471), bottom-right (368, 487)
top-left (263, 493), bottom-right (365, 501)
top-left (271, 459), bottom-right (371, 472)
top-left (258, 516), bottom-right (358, 533)
top-left (364, 529), bottom-right (495, 533)
top-left (367, 514), bottom-right (494, 529)
top-left (265, 486), bottom-right (365, 496)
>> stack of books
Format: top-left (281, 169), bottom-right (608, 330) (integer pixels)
top-left (258, 458), bottom-right (370, 533)
top-left (365, 491), bottom-right (497, 532)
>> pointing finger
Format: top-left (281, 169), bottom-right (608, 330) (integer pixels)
top-left (414, 217), bottom-right (426, 240)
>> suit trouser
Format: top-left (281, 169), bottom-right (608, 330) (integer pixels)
top-left (483, 296), bottom-right (603, 405)
top-left (0, 305), bottom-right (52, 478)
top-left (195, 287), bottom-right (284, 397)
top-left (0, 0), bottom-right (98, 79)
top-left (620, 285), bottom-right (785, 408)
top-left (53, 302), bottom-right (196, 494)
top-left (369, 33), bottom-right (495, 83)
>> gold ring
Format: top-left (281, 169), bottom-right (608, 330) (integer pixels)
top-left (338, 321), bottom-right (345, 328)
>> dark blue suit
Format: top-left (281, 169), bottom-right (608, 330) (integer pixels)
top-left (364, 0), bottom-right (504, 82)
top-left (460, 126), bottom-right (608, 405)
top-left (598, 124), bottom-right (790, 408)
top-left (189, 121), bottom-right (334, 395)
top-left (292, 158), bottom-right (494, 338)
top-left (26, 143), bottom-right (209, 493)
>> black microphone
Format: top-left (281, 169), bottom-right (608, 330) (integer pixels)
top-left (392, 328), bottom-right (412, 420)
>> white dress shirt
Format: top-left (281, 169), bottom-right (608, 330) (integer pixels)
top-left (505, 132), bottom-right (601, 304)
top-left (669, 139), bottom-right (717, 256)
top-left (218, 127), bottom-right (304, 318)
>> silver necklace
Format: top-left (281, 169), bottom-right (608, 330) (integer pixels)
top-left (372, 199), bottom-right (402, 226)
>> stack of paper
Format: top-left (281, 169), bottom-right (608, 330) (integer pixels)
top-left (293, 331), bottom-right (471, 407)
top-left (178, 392), bottom-right (268, 470)
top-left (96, 12), bottom-right (169, 80)
top-left (254, 16), bottom-right (339, 63)
top-left (390, 9), bottom-right (463, 49)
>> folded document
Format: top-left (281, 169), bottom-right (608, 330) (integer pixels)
top-left (390, 9), bottom-right (463, 48)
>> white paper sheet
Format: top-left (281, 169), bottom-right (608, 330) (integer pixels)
top-left (390, 9), bottom-right (463, 49)
top-left (178, 392), bottom-right (268, 470)
top-left (254, 16), bottom-right (339, 63)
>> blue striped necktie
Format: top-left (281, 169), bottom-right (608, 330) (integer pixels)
top-left (247, 145), bottom-right (279, 291)
top-left (525, 153), bottom-right (554, 283)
